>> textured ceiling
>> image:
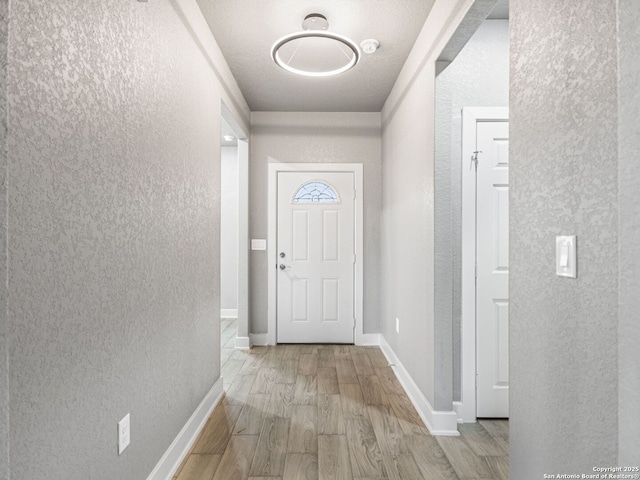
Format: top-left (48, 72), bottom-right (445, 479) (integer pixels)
top-left (438, 0), bottom-right (508, 64)
top-left (197, 0), bottom-right (435, 112)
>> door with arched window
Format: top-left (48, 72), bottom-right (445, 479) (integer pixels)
top-left (276, 171), bottom-right (355, 343)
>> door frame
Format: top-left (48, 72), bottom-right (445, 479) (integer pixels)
top-left (460, 107), bottom-right (508, 422)
top-left (267, 163), bottom-right (364, 345)
top-left (221, 101), bottom-right (250, 350)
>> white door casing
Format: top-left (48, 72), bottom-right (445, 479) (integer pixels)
top-left (460, 107), bottom-right (509, 423)
top-left (475, 121), bottom-right (510, 418)
top-left (277, 172), bottom-right (355, 343)
top-left (264, 163), bottom-right (367, 347)
top-left (220, 101), bottom-right (250, 350)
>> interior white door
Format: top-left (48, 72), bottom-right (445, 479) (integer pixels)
top-left (476, 120), bottom-right (510, 418)
top-left (277, 171), bottom-right (355, 343)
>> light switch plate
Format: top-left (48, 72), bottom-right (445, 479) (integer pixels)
top-left (251, 239), bottom-right (267, 251)
top-left (556, 235), bottom-right (577, 278)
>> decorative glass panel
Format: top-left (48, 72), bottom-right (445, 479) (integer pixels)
top-left (293, 182), bottom-right (340, 203)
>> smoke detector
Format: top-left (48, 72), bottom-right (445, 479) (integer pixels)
top-left (360, 39), bottom-right (380, 54)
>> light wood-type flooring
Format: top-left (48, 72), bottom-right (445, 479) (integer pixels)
top-left (173, 319), bottom-right (509, 480)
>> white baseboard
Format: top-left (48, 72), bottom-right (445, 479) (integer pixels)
top-left (453, 401), bottom-right (464, 423)
top-left (235, 336), bottom-right (250, 350)
top-left (453, 400), bottom-right (476, 423)
top-left (249, 333), bottom-right (272, 346)
top-left (355, 332), bottom-right (380, 346)
top-left (220, 309), bottom-right (238, 319)
top-left (146, 378), bottom-right (224, 480)
top-left (379, 335), bottom-right (459, 436)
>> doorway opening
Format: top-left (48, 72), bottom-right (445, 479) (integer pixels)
top-left (433, 1), bottom-right (510, 425)
top-left (219, 101), bottom-right (249, 381)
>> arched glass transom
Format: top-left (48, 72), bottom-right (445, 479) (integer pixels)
top-left (293, 181), bottom-right (340, 203)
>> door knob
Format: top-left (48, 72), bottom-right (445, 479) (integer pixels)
top-left (279, 264), bottom-right (290, 270)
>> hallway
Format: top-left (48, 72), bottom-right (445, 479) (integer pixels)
top-left (174, 343), bottom-right (509, 480)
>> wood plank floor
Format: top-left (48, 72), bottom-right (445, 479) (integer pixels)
top-left (174, 321), bottom-right (509, 480)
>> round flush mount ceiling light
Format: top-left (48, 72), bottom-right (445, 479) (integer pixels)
top-left (271, 14), bottom-right (361, 77)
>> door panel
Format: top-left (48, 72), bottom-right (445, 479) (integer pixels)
top-left (322, 279), bottom-right (339, 322)
top-left (292, 279), bottom-right (309, 322)
top-left (323, 211), bottom-right (340, 261)
top-left (277, 171), bottom-right (355, 343)
top-left (292, 211), bottom-right (309, 261)
top-left (493, 186), bottom-right (509, 271)
top-left (476, 121), bottom-right (510, 418)
top-left (495, 300), bottom-right (509, 385)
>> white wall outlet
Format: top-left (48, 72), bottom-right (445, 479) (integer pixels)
top-left (118, 413), bottom-right (130, 455)
top-left (395, 317), bottom-right (400, 333)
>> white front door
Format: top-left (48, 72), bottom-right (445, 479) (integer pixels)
top-left (476, 120), bottom-right (510, 418)
top-left (277, 171), bottom-right (355, 344)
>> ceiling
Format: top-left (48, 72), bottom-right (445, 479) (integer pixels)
top-left (197, 0), bottom-right (435, 112)
top-left (438, 0), bottom-right (508, 64)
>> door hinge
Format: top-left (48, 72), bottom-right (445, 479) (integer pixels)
top-left (471, 151), bottom-right (482, 171)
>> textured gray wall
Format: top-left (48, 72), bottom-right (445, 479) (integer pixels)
top-left (435, 20), bottom-right (509, 405)
top-left (618, 0), bottom-right (640, 465)
top-left (237, 140), bottom-right (250, 339)
top-left (434, 64), bottom-right (454, 411)
top-left (381, 62), bottom-right (436, 404)
top-left (249, 112), bottom-right (382, 336)
top-left (6, 1), bottom-right (248, 479)
top-left (221, 146), bottom-right (239, 311)
top-left (0, 0), bottom-right (7, 477)
top-left (510, 0), bottom-right (618, 476)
